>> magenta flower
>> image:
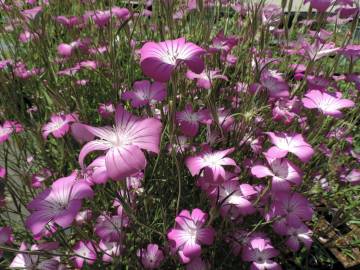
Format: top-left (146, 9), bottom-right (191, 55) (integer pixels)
top-left (99, 240), bottom-right (123, 263)
top-left (42, 113), bottom-right (77, 139)
top-left (122, 80), bottom-right (167, 108)
top-left (251, 156), bottom-right (302, 191)
top-left (26, 172), bottom-right (94, 235)
top-left (341, 169), bottom-right (360, 185)
top-left (272, 97), bottom-right (301, 124)
top-left (340, 44), bottom-right (360, 62)
top-left (185, 147), bottom-right (236, 180)
top-left (176, 105), bottom-right (211, 137)
top-left (77, 105), bottom-right (162, 180)
top-left (167, 208), bottom-right (215, 263)
top-left (267, 192), bottom-right (313, 230)
top-left (98, 102), bottom-right (115, 118)
top-left (265, 132), bottom-right (314, 163)
top-left (95, 214), bottom-right (128, 241)
top-left (0, 167), bottom-right (6, 179)
top-left (0, 227), bottom-right (12, 256)
top-left (305, 0), bottom-right (332, 12)
top-left (285, 224), bottom-right (313, 252)
top-left (209, 30), bottom-right (238, 54)
top-left (10, 242), bottom-right (60, 269)
top-left (137, 243), bottom-right (164, 269)
top-left (242, 238), bottom-right (282, 270)
top-left (210, 181), bottom-right (257, 218)
top-left (75, 210), bottom-right (92, 226)
top-left (85, 156), bottom-right (109, 184)
top-left (72, 241), bottom-right (97, 268)
top-left (140, 38), bottom-right (206, 82)
top-left (302, 90), bottom-right (354, 118)
top-left (31, 169), bottom-right (52, 189)
top-left (186, 257), bottom-right (209, 270)
top-left (55, 15), bottom-right (81, 28)
top-left (0, 121), bottom-right (16, 144)
top-left (186, 69), bottom-right (228, 89)
top-left (260, 69), bottom-right (289, 98)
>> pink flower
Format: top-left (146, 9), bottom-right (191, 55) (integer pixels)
top-left (85, 156), bottom-right (109, 184)
top-left (176, 105), bottom-right (211, 137)
top-left (209, 30), bottom-right (238, 54)
top-left (122, 80), bottom-right (167, 108)
top-left (0, 227), bottom-right (12, 256)
top-left (31, 169), bottom-right (52, 189)
top-left (251, 156), bottom-right (302, 191)
top-left (98, 102), bottom-right (115, 118)
top-left (75, 209), bottom-right (92, 226)
top-left (186, 257), bottom-right (209, 270)
top-left (95, 214), bottom-right (128, 241)
top-left (55, 15), bottom-right (81, 28)
top-left (285, 224), bottom-right (313, 252)
top-left (99, 240), bottom-right (123, 263)
top-left (185, 147), bottom-right (236, 180)
top-left (167, 208), bottom-right (215, 263)
top-left (57, 42), bottom-right (79, 57)
top-left (140, 38), bottom-right (205, 82)
top-left (272, 97), bottom-right (301, 124)
top-left (0, 167), bottom-right (5, 178)
top-left (10, 242), bottom-right (60, 269)
top-left (341, 169), bottom-right (360, 185)
top-left (42, 113), bottom-right (77, 139)
top-left (77, 105), bottom-right (162, 180)
top-left (242, 238), bottom-right (282, 270)
top-left (304, 0), bottom-right (332, 12)
top-left (0, 121), bottom-right (16, 144)
top-left (260, 70), bottom-right (289, 98)
top-left (72, 241), bottom-right (97, 268)
top-left (267, 192), bottom-right (313, 230)
top-left (302, 90), bottom-right (354, 118)
top-left (186, 69), bottom-right (228, 89)
top-left (210, 181), bottom-right (257, 218)
top-left (265, 132), bottom-right (314, 163)
top-left (137, 243), bottom-right (164, 269)
top-left (26, 172), bottom-right (94, 235)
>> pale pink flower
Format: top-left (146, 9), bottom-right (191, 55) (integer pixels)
top-left (0, 227), bottom-right (12, 256)
top-left (140, 38), bottom-right (205, 82)
top-left (251, 155), bottom-right (302, 191)
top-left (186, 257), bottom-right (209, 270)
top-left (77, 105), bottom-right (162, 180)
top-left (186, 69), bottom-right (228, 89)
top-left (85, 156), bottom-right (109, 184)
top-left (95, 214), bottom-right (128, 241)
top-left (26, 172), bottom-right (94, 235)
top-left (10, 242), bottom-right (60, 269)
top-left (242, 238), bottom-right (282, 270)
top-left (137, 243), bottom-right (164, 269)
top-left (341, 169), bottom-right (360, 185)
top-left (260, 70), bottom-right (289, 98)
top-left (75, 209), bottom-right (92, 226)
top-left (209, 31), bottom-right (238, 54)
top-left (285, 224), bottom-right (313, 252)
top-left (55, 15), bottom-right (81, 28)
top-left (304, 0), bottom-right (332, 12)
top-left (0, 122), bottom-right (13, 144)
top-left (72, 241), bottom-right (97, 268)
top-left (267, 192), bottom-right (313, 231)
top-left (122, 80), bottom-right (167, 108)
top-left (265, 132), bottom-right (314, 163)
top-left (98, 102), bottom-right (115, 118)
top-left (209, 181), bottom-right (257, 218)
top-left (42, 113), bottom-right (77, 139)
top-left (167, 208), bottom-right (215, 263)
top-left (99, 240), bottom-right (123, 263)
top-left (302, 90), bottom-right (354, 118)
top-left (176, 105), bottom-right (211, 137)
top-left (185, 147), bottom-right (236, 180)
top-left (0, 167), bottom-right (5, 178)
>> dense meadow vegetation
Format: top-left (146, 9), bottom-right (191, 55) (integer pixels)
top-left (0, 0), bottom-right (360, 269)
